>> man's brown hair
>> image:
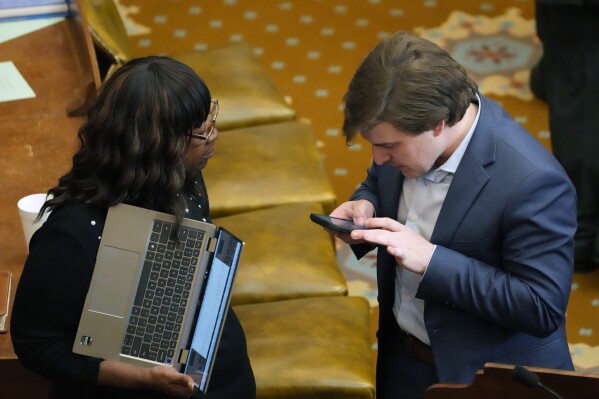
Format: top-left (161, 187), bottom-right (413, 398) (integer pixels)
top-left (343, 31), bottom-right (478, 143)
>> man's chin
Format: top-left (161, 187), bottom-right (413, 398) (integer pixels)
top-left (395, 166), bottom-right (412, 177)
top-left (399, 169), bottom-right (421, 179)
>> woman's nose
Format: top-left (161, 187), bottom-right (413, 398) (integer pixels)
top-left (208, 127), bottom-right (219, 143)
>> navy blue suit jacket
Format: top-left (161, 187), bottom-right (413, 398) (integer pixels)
top-left (351, 95), bottom-right (576, 383)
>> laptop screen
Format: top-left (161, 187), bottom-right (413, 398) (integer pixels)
top-left (183, 228), bottom-right (242, 392)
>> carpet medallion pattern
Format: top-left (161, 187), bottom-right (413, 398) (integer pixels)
top-left (415, 8), bottom-right (541, 101)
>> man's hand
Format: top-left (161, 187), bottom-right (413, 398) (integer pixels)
top-left (327, 200), bottom-right (375, 243)
top-left (350, 217), bottom-right (435, 274)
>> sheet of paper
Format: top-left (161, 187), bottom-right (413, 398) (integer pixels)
top-left (0, 61), bottom-right (35, 102)
top-left (0, 16), bottom-right (63, 44)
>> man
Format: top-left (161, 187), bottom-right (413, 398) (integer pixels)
top-left (531, 0), bottom-right (599, 272)
top-left (329, 32), bottom-right (577, 399)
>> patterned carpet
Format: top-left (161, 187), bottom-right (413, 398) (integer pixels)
top-left (118, 0), bottom-right (599, 373)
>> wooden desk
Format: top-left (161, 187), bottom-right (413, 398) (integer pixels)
top-left (425, 363), bottom-right (599, 399)
top-left (0, 15), bottom-right (97, 397)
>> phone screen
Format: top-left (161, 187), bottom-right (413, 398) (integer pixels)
top-left (310, 213), bottom-right (370, 234)
top-left (328, 217), bottom-right (365, 230)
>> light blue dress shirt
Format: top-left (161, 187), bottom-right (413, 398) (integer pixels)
top-left (393, 95), bottom-right (481, 344)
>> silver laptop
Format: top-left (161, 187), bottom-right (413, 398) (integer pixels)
top-left (73, 203), bottom-right (243, 393)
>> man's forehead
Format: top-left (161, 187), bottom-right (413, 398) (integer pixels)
top-left (361, 122), bottom-right (409, 141)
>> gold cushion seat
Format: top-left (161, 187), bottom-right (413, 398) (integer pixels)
top-left (173, 44), bottom-right (295, 131)
top-left (204, 120), bottom-right (337, 218)
top-left (215, 202), bottom-right (347, 306)
top-left (234, 296), bottom-right (375, 399)
top-left (78, 0), bottom-right (295, 130)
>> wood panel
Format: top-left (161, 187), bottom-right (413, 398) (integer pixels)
top-left (0, 14), bottom-right (98, 397)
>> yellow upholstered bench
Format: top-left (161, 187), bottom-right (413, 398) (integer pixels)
top-left (173, 44), bottom-right (295, 131)
top-left (77, 0), bottom-right (295, 130)
top-left (204, 120), bottom-right (337, 218)
top-left (215, 202), bottom-right (347, 305)
top-left (235, 296), bottom-right (375, 399)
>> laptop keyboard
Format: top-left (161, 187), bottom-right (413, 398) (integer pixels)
top-left (121, 220), bottom-right (204, 364)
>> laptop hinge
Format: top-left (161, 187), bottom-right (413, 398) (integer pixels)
top-left (178, 349), bottom-right (189, 364)
top-left (206, 237), bottom-right (217, 253)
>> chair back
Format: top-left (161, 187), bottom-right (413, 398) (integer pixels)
top-left (77, 0), bottom-right (134, 66)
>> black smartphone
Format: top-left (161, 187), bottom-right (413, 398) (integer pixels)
top-left (309, 213), bottom-right (371, 234)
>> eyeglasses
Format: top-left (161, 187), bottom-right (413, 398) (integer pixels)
top-left (188, 99), bottom-right (219, 142)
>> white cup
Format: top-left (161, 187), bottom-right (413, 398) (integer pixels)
top-left (17, 193), bottom-right (50, 251)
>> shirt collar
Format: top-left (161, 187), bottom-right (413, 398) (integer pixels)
top-left (430, 93), bottom-right (481, 176)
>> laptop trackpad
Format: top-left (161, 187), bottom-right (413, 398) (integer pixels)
top-left (89, 246), bottom-right (139, 317)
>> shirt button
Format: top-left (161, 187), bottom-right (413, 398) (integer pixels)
top-left (409, 214), bottom-right (418, 222)
top-left (405, 295), bottom-right (413, 302)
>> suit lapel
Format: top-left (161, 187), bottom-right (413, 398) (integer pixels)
top-left (431, 95), bottom-right (497, 246)
top-left (431, 153), bottom-right (489, 245)
top-left (380, 165), bottom-right (403, 218)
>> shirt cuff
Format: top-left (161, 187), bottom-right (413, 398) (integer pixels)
top-left (422, 244), bottom-right (437, 277)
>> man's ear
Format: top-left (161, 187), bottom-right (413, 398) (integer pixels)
top-left (432, 120), bottom-right (446, 137)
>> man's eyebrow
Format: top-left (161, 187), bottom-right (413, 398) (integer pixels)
top-left (371, 141), bottom-right (398, 146)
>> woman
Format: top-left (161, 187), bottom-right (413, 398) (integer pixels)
top-left (11, 56), bottom-right (256, 399)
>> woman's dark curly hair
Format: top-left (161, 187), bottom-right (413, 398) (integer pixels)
top-left (39, 56), bottom-right (211, 227)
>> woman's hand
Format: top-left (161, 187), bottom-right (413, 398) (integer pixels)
top-left (98, 360), bottom-right (196, 398)
top-left (148, 365), bottom-right (196, 398)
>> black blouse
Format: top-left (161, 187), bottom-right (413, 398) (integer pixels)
top-left (11, 183), bottom-right (255, 399)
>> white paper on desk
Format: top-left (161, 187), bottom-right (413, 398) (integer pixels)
top-left (0, 61), bottom-right (35, 103)
top-left (0, 16), bottom-right (63, 44)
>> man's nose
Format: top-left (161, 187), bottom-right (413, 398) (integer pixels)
top-left (372, 147), bottom-right (390, 165)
